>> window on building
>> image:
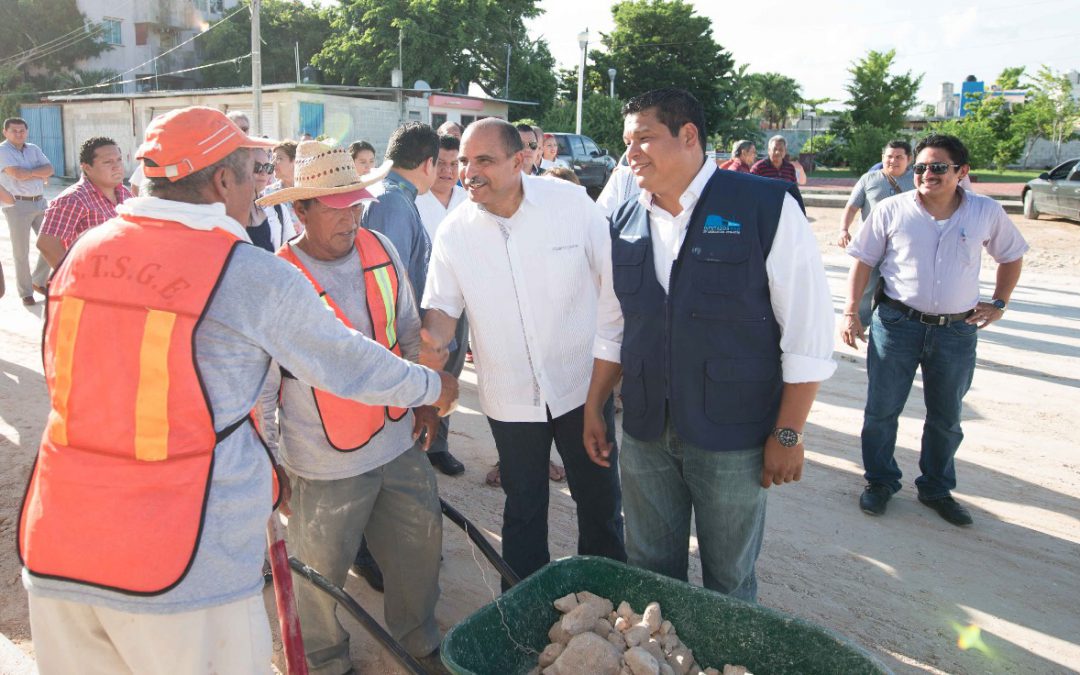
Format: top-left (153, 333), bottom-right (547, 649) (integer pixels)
top-left (102, 18), bottom-right (122, 46)
top-left (460, 115), bottom-right (476, 127)
top-left (135, 23), bottom-right (149, 46)
top-left (408, 110), bottom-right (421, 121)
top-left (431, 113), bottom-right (447, 129)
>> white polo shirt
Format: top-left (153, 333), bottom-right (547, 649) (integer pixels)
top-left (422, 175), bottom-right (622, 422)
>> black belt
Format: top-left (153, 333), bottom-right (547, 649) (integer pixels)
top-left (878, 295), bottom-right (973, 326)
top-left (13, 195), bottom-right (43, 201)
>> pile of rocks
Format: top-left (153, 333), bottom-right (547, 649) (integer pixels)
top-left (531, 591), bottom-right (751, 675)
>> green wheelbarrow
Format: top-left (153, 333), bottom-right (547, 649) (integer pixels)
top-left (440, 556), bottom-right (891, 675)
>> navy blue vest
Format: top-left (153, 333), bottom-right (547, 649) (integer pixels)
top-left (610, 169), bottom-right (802, 451)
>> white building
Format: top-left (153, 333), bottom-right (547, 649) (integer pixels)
top-left (75, 0), bottom-right (240, 93)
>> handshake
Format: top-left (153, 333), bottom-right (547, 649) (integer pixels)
top-left (421, 328), bottom-right (458, 417)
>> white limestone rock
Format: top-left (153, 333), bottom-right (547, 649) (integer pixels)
top-left (594, 618), bottom-right (614, 637)
top-left (549, 632), bottom-right (622, 675)
top-left (722, 666), bottom-right (750, 675)
top-left (641, 602), bottom-right (663, 634)
top-left (561, 602), bottom-right (602, 636)
top-left (624, 625), bottom-right (651, 648)
top-left (538, 642), bottom-right (564, 668)
top-left (624, 646), bottom-right (661, 675)
top-left (553, 593), bottom-right (579, 613)
top-left (617, 600), bottom-right (635, 620)
top-left (548, 620), bottom-right (571, 646)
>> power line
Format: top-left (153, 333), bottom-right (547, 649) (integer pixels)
top-left (33, 54), bottom-right (253, 98)
top-left (0, 25), bottom-right (105, 70)
top-left (0, 24), bottom-right (92, 67)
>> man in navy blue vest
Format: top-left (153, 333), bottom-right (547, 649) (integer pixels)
top-left (583, 89), bottom-right (836, 602)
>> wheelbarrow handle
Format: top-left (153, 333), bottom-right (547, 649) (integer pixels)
top-left (440, 498), bottom-right (521, 588)
top-left (267, 513), bottom-right (309, 675)
top-left (288, 557), bottom-right (429, 675)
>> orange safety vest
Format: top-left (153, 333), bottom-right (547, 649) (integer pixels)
top-left (18, 214), bottom-right (276, 594)
top-left (276, 229), bottom-right (407, 451)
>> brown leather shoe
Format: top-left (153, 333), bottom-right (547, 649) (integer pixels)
top-left (32, 283), bottom-right (47, 295)
top-left (22, 296), bottom-right (36, 306)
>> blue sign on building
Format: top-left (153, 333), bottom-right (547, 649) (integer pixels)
top-left (959, 80), bottom-right (984, 118)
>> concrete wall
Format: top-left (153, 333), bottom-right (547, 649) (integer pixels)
top-left (57, 90), bottom-right (442, 175)
top-left (1019, 138), bottom-right (1080, 170)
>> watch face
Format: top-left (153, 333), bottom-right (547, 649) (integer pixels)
top-left (992, 299), bottom-right (1006, 310)
top-left (776, 428), bottom-right (800, 447)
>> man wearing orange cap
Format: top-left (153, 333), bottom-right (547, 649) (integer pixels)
top-left (18, 106), bottom-right (458, 674)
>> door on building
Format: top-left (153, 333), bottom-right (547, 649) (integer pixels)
top-left (19, 105), bottom-right (65, 176)
top-left (298, 102), bottom-right (324, 138)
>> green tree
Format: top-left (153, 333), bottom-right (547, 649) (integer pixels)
top-left (747, 72), bottom-right (802, 129)
top-left (928, 117), bottom-right (998, 169)
top-left (960, 67), bottom-right (1030, 168)
top-left (1019, 66), bottom-right (1080, 165)
top-left (541, 95), bottom-right (626, 156)
top-left (843, 49), bottom-right (922, 131)
top-left (0, 0), bottom-right (110, 117)
top-left (313, 0), bottom-right (557, 120)
top-left (588, 0), bottom-right (741, 140)
top-left (196, 0), bottom-right (333, 88)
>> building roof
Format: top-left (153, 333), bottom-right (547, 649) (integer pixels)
top-left (45, 82), bottom-right (535, 106)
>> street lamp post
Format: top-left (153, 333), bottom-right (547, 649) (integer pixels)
top-left (608, 67), bottom-right (616, 98)
top-left (575, 28), bottom-right (589, 135)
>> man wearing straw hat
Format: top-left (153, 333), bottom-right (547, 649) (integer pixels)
top-left (257, 140), bottom-right (450, 674)
top-left (18, 107), bottom-right (457, 674)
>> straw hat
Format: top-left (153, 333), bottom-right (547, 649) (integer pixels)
top-left (256, 140), bottom-right (392, 207)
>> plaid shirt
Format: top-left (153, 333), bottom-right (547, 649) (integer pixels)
top-left (40, 177), bottom-right (132, 247)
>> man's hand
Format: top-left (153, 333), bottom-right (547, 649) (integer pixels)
top-left (583, 405), bottom-right (612, 467)
top-left (432, 371), bottom-right (459, 416)
top-left (419, 328), bottom-right (449, 370)
top-left (412, 405), bottom-right (440, 451)
top-left (836, 229), bottom-right (852, 248)
top-left (839, 313), bottom-right (866, 349)
top-left (965, 301), bottom-right (1005, 330)
top-left (274, 464), bottom-right (292, 516)
top-left (761, 435), bottom-right (804, 488)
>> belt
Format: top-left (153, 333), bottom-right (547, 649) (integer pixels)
top-left (878, 295), bottom-right (973, 326)
top-left (13, 195), bottom-right (43, 201)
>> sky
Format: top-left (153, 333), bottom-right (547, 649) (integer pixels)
top-left (526, 0), bottom-right (1079, 110)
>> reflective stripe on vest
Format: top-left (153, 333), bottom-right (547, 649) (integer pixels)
top-left (276, 229), bottom-right (407, 451)
top-left (19, 214), bottom-right (245, 595)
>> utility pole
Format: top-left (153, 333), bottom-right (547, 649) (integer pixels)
top-left (397, 27), bottom-right (405, 125)
top-left (251, 0), bottom-right (262, 135)
top-left (295, 42), bottom-right (301, 86)
top-left (505, 43), bottom-right (512, 99)
top-left (575, 29), bottom-right (589, 135)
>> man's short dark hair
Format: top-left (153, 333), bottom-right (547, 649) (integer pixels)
top-left (882, 140), bottom-right (912, 157)
top-left (914, 134), bottom-right (969, 167)
top-left (348, 140), bottom-right (375, 159)
top-left (79, 137), bottom-right (119, 166)
top-left (4, 117), bottom-right (28, 130)
top-left (438, 134), bottom-right (460, 153)
top-left (515, 123), bottom-right (537, 141)
top-left (385, 123), bottom-right (439, 171)
top-left (622, 88), bottom-right (707, 152)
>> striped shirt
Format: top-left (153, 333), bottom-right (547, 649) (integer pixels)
top-left (40, 177), bottom-right (131, 247)
top-left (750, 158), bottom-right (798, 183)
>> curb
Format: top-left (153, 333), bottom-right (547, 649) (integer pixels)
top-left (801, 193), bottom-right (1023, 214)
top-left (0, 633), bottom-right (37, 675)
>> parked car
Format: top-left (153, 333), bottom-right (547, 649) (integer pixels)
top-left (550, 133), bottom-right (614, 191)
top-left (1023, 158), bottom-right (1080, 222)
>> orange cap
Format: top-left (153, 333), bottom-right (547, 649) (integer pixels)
top-left (136, 106), bottom-right (277, 181)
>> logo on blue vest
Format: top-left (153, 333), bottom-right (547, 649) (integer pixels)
top-left (703, 214), bottom-right (741, 235)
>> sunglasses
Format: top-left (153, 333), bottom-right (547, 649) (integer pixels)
top-left (913, 162), bottom-right (961, 175)
top-left (527, 142), bottom-right (538, 150)
top-left (253, 162), bottom-right (274, 175)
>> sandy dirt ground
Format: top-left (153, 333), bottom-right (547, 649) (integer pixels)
top-left (1, 194), bottom-right (1078, 675)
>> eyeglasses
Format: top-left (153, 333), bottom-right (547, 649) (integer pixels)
top-left (913, 162), bottom-right (961, 175)
top-left (527, 142), bottom-right (538, 150)
top-left (254, 162), bottom-right (274, 175)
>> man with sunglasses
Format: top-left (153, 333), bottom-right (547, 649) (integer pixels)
top-left (516, 124), bottom-right (541, 176)
top-left (841, 134), bottom-right (1027, 527)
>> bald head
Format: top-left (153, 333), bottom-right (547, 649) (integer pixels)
top-left (463, 118), bottom-right (523, 156)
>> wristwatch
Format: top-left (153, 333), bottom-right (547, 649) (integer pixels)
top-left (772, 427), bottom-right (804, 448)
top-left (991, 298), bottom-right (1007, 312)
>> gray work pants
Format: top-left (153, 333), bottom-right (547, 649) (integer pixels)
top-left (428, 314), bottom-right (469, 456)
top-left (3, 199), bottom-right (50, 299)
top-left (287, 447), bottom-right (443, 675)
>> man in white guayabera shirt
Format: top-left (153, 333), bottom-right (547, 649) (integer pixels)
top-left (421, 118), bottom-right (627, 587)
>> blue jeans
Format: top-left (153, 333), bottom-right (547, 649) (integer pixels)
top-left (620, 420), bottom-right (766, 602)
top-left (487, 400), bottom-right (626, 587)
top-left (861, 303), bottom-right (978, 499)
